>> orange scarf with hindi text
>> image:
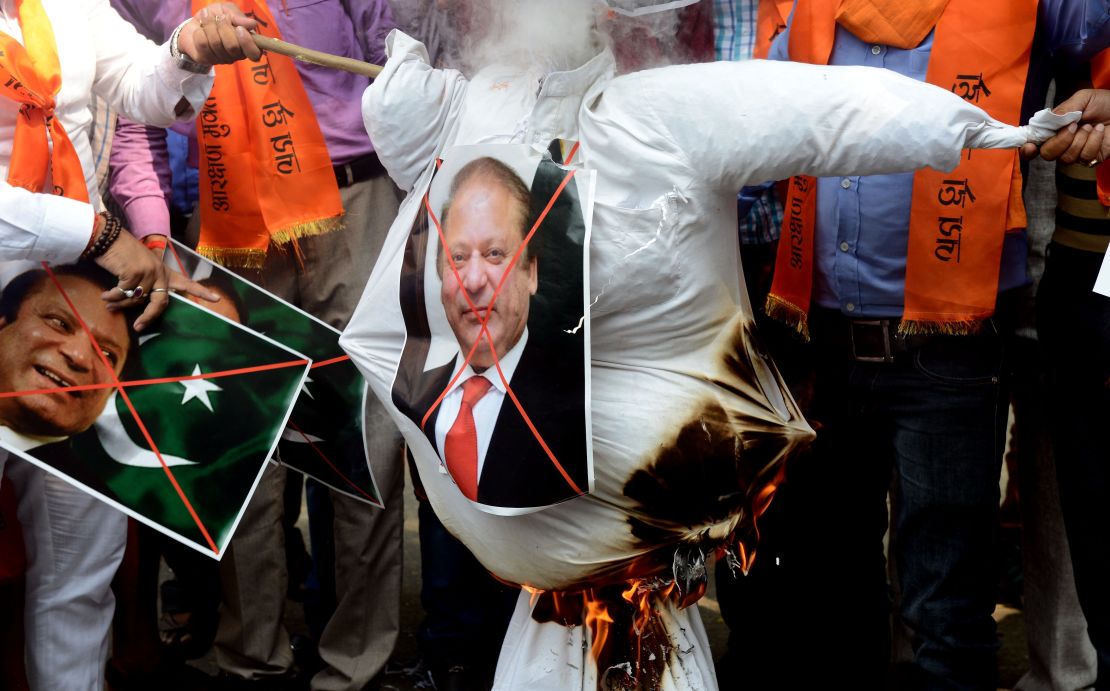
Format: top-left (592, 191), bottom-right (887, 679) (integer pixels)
top-left (767, 0), bottom-right (1035, 336)
top-left (753, 0), bottom-right (793, 59)
top-left (194, 0), bottom-right (343, 268)
top-left (1090, 51), bottom-right (1110, 207)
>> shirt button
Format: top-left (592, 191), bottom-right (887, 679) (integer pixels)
top-left (840, 178), bottom-right (852, 189)
top-left (839, 241), bottom-right (850, 252)
top-left (846, 302), bottom-right (856, 312)
top-left (871, 45), bottom-right (882, 55)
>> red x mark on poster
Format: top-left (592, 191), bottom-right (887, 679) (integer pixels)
top-left (419, 144), bottom-right (585, 496)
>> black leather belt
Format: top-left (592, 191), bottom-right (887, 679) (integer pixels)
top-left (844, 318), bottom-right (921, 363)
top-left (809, 308), bottom-right (995, 364)
top-left (333, 152), bottom-right (386, 188)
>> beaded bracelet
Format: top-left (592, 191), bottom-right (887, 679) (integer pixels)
top-left (82, 212), bottom-right (122, 260)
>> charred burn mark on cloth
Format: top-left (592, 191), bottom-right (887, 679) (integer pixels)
top-left (625, 400), bottom-right (755, 545)
top-left (623, 317), bottom-right (809, 577)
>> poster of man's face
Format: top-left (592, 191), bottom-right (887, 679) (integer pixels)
top-left (0, 260), bottom-right (310, 558)
top-left (0, 267), bottom-right (130, 438)
top-left (393, 143), bottom-right (595, 515)
top-left (438, 157), bottom-right (539, 372)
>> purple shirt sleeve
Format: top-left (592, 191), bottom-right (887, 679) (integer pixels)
top-left (341, 0), bottom-right (396, 67)
top-left (109, 117), bottom-right (173, 240)
top-left (108, 0), bottom-right (184, 41)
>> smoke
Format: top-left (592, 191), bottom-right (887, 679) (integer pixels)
top-left (392, 0), bottom-right (704, 75)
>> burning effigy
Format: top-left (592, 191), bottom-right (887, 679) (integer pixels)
top-left (340, 1), bottom-right (1073, 688)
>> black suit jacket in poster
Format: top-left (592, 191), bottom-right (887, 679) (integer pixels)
top-left (394, 340), bottom-right (588, 511)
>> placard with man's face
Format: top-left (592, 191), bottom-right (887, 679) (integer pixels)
top-left (392, 143), bottom-right (595, 515)
top-left (0, 260), bottom-right (310, 558)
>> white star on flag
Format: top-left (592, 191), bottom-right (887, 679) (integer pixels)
top-left (300, 375), bottom-right (315, 400)
top-left (180, 364), bottom-right (222, 412)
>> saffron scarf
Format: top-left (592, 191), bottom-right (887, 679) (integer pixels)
top-left (767, 0), bottom-right (1035, 336)
top-left (1090, 50), bottom-right (1110, 207)
top-left (752, 0), bottom-right (792, 60)
top-left (0, 0), bottom-right (88, 202)
top-left (193, 0), bottom-right (343, 268)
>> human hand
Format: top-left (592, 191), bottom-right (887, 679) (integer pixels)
top-left (95, 232), bottom-right (223, 331)
top-left (94, 230), bottom-right (169, 331)
top-left (1055, 88), bottom-right (1110, 125)
top-left (167, 271), bottom-right (222, 304)
top-left (178, 3), bottom-right (261, 65)
top-left (1025, 88), bottom-right (1110, 165)
top-left (1040, 122), bottom-right (1106, 165)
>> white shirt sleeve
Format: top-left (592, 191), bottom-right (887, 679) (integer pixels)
top-left (0, 183), bottom-right (92, 264)
top-left (89, 0), bottom-right (212, 125)
top-left (588, 59), bottom-right (1035, 193)
top-left (362, 30), bottom-right (468, 192)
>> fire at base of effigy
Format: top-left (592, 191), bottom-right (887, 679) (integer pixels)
top-left (495, 580), bottom-right (718, 691)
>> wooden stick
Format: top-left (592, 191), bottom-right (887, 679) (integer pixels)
top-left (252, 34), bottom-right (382, 79)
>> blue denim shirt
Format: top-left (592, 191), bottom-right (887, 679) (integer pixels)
top-left (770, 1), bottom-right (1110, 317)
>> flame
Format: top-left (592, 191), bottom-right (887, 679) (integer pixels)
top-left (735, 542), bottom-right (752, 575)
top-left (621, 579), bottom-right (674, 636)
top-left (523, 583), bottom-right (543, 609)
top-left (730, 461), bottom-right (788, 575)
top-left (584, 590), bottom-right (615, 663)
top-left (536, 578), bottom-right (683, 687)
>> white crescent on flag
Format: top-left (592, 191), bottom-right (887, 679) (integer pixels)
top-left (96, 393), bottom-right (196, 468)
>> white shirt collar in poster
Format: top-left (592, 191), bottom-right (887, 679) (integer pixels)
top-left (0, 425), bottom-right (62, 453)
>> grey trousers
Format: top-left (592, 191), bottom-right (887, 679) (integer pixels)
top-left (1011, 337), bottom-right (1096, 691)
top-left (213, 174), bottom-right (406, 690)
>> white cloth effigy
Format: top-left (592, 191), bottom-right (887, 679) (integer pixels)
top-left (342, 31), bottom-right (1067, 690)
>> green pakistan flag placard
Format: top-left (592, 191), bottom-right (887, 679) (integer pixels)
top-left (164, 241), bottom-right (383, 507)
top-left (14, 293), bottom-right (310, 558)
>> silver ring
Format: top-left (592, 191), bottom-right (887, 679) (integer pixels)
top-left (151, 288), bottom-right (169, 294)
top-left (132, 285), bottom-right (145, 299)
top-left (118, 286), bottom-right (135, 299)
top-left (1088, 158), bottom-right (1101, 168)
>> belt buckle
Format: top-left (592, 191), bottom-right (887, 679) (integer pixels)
top-left (849, 319), bottom-right (895, 363)
top-left (338, 162), bottom-right (354, 188)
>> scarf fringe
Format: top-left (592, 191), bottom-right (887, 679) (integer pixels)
top-left (764, 294), bottom-right (811, 341)
top-left (269, 214), bottom-right (345, 247)
top-left (197, 214), bottom-right (346, 269)
top-left (897, 318), bottom-right (984, 336)
top-left (196, 245), bottom-right (267, 269)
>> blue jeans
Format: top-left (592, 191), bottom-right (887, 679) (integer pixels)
top-left (750, 310), bottom-right (1008, 690)
top-left (1038, 242), bottom-right (1110, 684)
